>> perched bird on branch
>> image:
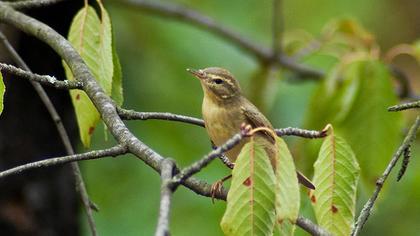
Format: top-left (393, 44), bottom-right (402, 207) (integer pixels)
top-left (188, 67), bottom-right (314, 190)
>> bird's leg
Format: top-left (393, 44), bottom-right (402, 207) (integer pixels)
top-left (211, 174), bottom-right (232, 203)
top-left (211, 140), bottom-right (235, 169)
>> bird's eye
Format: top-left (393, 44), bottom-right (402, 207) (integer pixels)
top-left (213, 79), bottom-right (223, 84)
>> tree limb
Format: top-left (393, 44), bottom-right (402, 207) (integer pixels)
top-left (0, 145), bottom-right (127, 179)
top-left (119, 107), bottom-right (328, 139)
top-left (0, 62), bottom-right (83, 89)
top-left (155, 159), bottom-right (175, 236)
top-left (173, 132), bottom-right (245, 184)
top-left (118, 107), bottom-right (205, 127)
top-left (6, 0), bottom-right (67, 9)
top-left (351, 116), bottom-right (420, 235)
top-left (296, 216), bottom-right (332, 236)
top-left (388, 100), bottom-right (420, 112)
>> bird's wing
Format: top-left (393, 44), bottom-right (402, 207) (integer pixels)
top-left (240, 102), bottom-right (275, 144)
top-left (241, 102), bottom-right (316, 190)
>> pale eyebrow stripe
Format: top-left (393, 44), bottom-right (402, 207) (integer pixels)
top-left (207, 74), bottom-right (235, 87)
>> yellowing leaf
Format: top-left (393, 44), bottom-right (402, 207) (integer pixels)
top-left (275, 137), bottom-right (300, 235)
top-left (221, 139), bottom-right (276, 236)
top-left (322, 18), bottom-right (375, 50)
top-left (310, 126), bottom-right (359, 236)
top-left (0, 71), bottom-right (4, 115)
top-left (63, 5), bottom-right (114, 147)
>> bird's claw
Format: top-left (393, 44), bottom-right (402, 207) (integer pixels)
top-left (240, 123), bottom-right (253, 136)
top-left (210, 180), bottom-right (224, 204)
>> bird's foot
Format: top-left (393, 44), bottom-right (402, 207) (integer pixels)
top-left (240, 123), bottom-right (253, 136)
top-left (210, 174), bottom-right (232, 203)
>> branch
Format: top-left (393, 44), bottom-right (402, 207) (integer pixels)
top-left (0, 29), bottom-right (99, 235)
top-left (155, 159), bottom-right (175, 236)
top-left (0, 145), bottom-right (127, 179)
top-left (0, 62), bottom-right (83, 89)
top-left (351, 116), bottom-right (420, 236)
top-left (173, 132), bottom-right (245, 184)
top-left (296, 216), bottom-right (332, 236)
top-left (397, 146), bottom-right (411, 181)
top-left (118, 107), bottom-right (205, 127)
top-left (388, 100), bottom-right (420, 112)
top-left (114, 0), bottom-right (324, 79)
top-left (276, 127), bottom-right (327, 138)
top-left (6, 0), bottom-right (67, 9)
top-left (119, 108), bottom-right (328, 139)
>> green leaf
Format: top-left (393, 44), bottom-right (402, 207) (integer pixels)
top-left (0, 71), bottom-right (4, 115)
top-left (221, 139), bottom-right (276, 236)
top-left (311, 126), bottom-right (360, 236)
top-left (275, 137), bottom-right (300, 236)
top-left (111, 29), bottom-right (123, 106)
top-left (337, 61), bottom-right (402, 181)
top-left (63, 5), bottom-right (114, 147)
top-left (303, 59), bottom-right (403, 187)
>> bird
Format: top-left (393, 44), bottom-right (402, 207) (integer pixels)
top-left (187, 67), bottom-right (315, 190)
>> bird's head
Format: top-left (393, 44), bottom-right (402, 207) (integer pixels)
top-left (187, 67), bottom-right (242, 101)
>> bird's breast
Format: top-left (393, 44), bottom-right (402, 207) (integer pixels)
top-left (202, 97), bottom-right (245, 161)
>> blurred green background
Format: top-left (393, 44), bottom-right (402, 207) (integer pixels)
top-left (79, 0), bottom-right (420, 235)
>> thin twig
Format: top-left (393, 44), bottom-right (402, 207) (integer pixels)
top-left (0, 62), bottom-right (82, 89)
top-left (388, 100), bottom-right (420, 112)
top-left (351, 116), bottom-right (420, 236)
top-left (276, 127), bottom-right (327, 138)
top-left (397, 146), bottom-right (411, 181)
top-left (6, 0), bottom-right (67, 9)
top-left (0, 30), bottom-right (98, 236)
top-left (119, 108), bottom-right (327, 139)
top-left (173, 132), bottom-right (245, 184)
top-left (296, 216), bottom-right (332, 236)
top-left (155, 159), bottom-right (175, 236)
top-left (118, 107), bottom-right (205, 127)
top-left (114, 0), bottom-right (324, 79)
top-left (0, 145), bottom-right (127, 179)
top-left (218, 154), bottom-right (234, 169)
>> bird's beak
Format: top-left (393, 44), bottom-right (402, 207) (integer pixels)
top-left (187, 68), bottom-right (205, 80)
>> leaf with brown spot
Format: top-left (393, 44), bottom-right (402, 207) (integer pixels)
top-left (311, 125), bottom-right (360, 236)
top-left (220, 140), bottom-right (276, 236)
top-left (242, 177), bottom-right (252, 187)
top-left (63, 4), bottom-right (117, 147)
top-left (311, 195), bottom-right (316, 203)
